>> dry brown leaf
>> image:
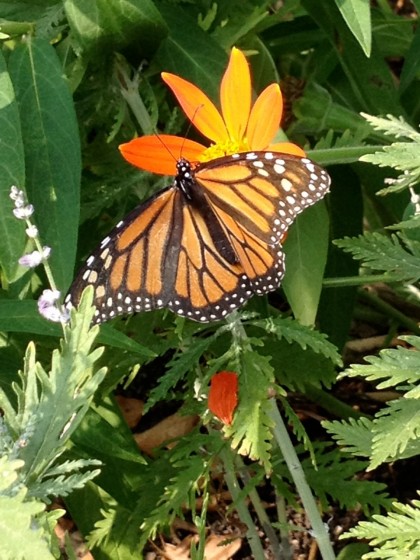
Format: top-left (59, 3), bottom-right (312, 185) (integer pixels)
top-left (158, 533), bottom-right (241, 560)
top-left (201, 534), bottom-right (242, 559)
top-left (115, 395), bottom-right (144, 427)
top-left (134, 413), bottom-right (199, 455)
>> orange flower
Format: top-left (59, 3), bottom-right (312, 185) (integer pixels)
top-left (208, 371), bottom-right (238, 425)
top-left (119, 47), bottom-right (304, 176)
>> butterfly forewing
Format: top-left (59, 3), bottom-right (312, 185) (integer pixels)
top-left (66, 151), bottom-right (331, 323)
top-left (196, 152), bottom-right (330, 245)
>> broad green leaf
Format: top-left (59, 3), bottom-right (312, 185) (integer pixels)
top-left (302, 0), bottom-right (402, 114)
top-left (153, 3), bottom-right (227, 102)
top-left (8, 37), bottom-right (81, 292)
top-left (334, 0), bottom-right (371, 57)
top-left (336, 543), bottom-right (371, 560)
top-left (0, 51), bottom-right (26, 283)
top-left (282, 202), bottom-right (329, 326)
top-left (317, 165), bottom-right (362, 350)
top-left (64, 0), bottom-right (167, 58)
top-left (0, 299), bottom-right (155, 356)
top-left (0, 300), bottom-right (61, 336)
top-left (0, 1), bottom-right (58, 22)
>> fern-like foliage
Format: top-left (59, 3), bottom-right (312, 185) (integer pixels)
top-left (227, 346), bottom-right (275, 469)
top-left (360, 113), bottom-right (420, 195)
top-left (343, 496), bottom-right (420, 559)
top-left (342, 335), bottom-right (420, 391)
top-left (323, 417), bottom-right (374, 458)
top-left (325, 335), bottom-right (420, 469)
top-left (0, 288), bottom-right (106, 500)
top-left (144, 334), bottom-right (216, 412)
top-left (334, 232), bottom-right (420, 283)
top-left (271, 442), bottom-right (390, 516)
top-left (0, 456), bottom-right (63, 560)
top-left (256, 316), bottom-right (342, 365)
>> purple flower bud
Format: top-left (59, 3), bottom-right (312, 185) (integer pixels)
top-left (19, 251), bottom-right (43, 268)
top-left (38, 289), bottom-right (69, 323)
top-left (18, 246), bottom-right (51, 268)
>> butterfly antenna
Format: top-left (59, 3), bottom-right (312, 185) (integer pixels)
top-left (153, 103), bottom-right (204, 165)
top-left (153, 131), bottom-right (178, 165)
top-left (180, 104), bottom-right (204, 164)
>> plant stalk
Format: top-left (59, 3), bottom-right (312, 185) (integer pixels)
top-left (268, 399), bottom-right (336, 560)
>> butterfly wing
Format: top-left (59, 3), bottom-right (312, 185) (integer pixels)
top-left (66, 186), bottom-right (184, 322)
top-left (195, 151), bottom-right (331, 246)
top-left (166, 194), bottom-right (284, 321)
top-left (66, 151), bottom-right (330, 323)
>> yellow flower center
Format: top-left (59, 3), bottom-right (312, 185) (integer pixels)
top-left (199, 138), bottom-right (251, 162)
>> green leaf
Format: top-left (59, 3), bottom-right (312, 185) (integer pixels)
top-left (334, 0), bottom-right (371, 57)
top-left (0, 457), bottom-right (58, 560)
top-left (282, 202), bottom-right (329, 325)
top-left (145, 335), bottom-right (214, 411)
top-left (323, 416), bottom-right (374, 458)
top-left (0, 489), bottom-right (55, 560)
top-left (342, 340), bottom-right (420, 391)
top-left (336, 543), bottom-right (371, 560)
top-left (0, 299), bottom-right (155, 356)
top-left (361, 142), bottom-right (420, 194)
top-left (335, 232), bottom-right (420, 283)
top-left (0, 2), bottom-right (56, 24)
top-left (317, 165), bottom-right (363, 350)
top-left (302, 444), bottom-right (389, 515)
top-left (64, 0), bottom-right (167, 58)
top-left (370, 399), bottom-right (420, 470)
top-left (256, 316), bottom-right (342, 365)
top-left (0, 50), bottom-right (26, 283)
top-left (0, 288), bottom-right (106, 487)
top-left (153, 3), bottom-right (227, 102)
top-left (8, 37), bottom-right (81, 292)
top-left (228, 350), bottom-right (274, 468)
top-left (302, 0), bottom-right (402, 114)
top-left (344, 497), bottom-right (420, 558)
top-left (0, 300), bottom-right (63, 336)
top-left (400, 22), bottom-right (420, 93)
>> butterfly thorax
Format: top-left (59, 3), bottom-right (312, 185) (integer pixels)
top-left (175, 158), bottom-right (196, 202)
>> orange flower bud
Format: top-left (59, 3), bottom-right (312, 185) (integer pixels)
top-left (208, 371), bottom-right (238, 425)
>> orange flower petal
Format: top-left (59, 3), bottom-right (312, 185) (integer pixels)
top-left (119, 135), bottom-right (206, 176)
top-left (268, 141), bottom-right (306, 157)
top-left (220, 47), bottom-right (251, 142)
top-left (247, 84), bottom-right (283, 150)
top-left (162, 72), bottom-right (228, 144)
top-left (208, 371), bottom-right (238, 425)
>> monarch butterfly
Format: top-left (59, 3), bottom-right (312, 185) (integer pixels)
top-left (65, 151), bottom-right (330, 323)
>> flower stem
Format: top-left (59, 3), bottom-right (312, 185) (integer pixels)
top-left (268, 399), bottom-right (336, 560)
top-left (219, 445), bottom-right (267, 559)
top-left (322, 274), bottom-right (394, 287)
top-left (236, 455), bottom-right (283, 558)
